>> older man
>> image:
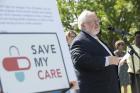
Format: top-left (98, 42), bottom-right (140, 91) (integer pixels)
top-left (70, 10), bottom-right (121, 93)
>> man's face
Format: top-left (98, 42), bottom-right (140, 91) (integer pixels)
top-left (85, 14), bottom-right (100, 36)
top-left (135, 34), bottom-right (140, 48)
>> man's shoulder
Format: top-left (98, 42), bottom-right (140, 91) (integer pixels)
top-left (75, 31), bottom-right (95, 42)
top-left (70, 33), bottom-right (88, 49)
top-left (72, 32), bottom-right (86, 43)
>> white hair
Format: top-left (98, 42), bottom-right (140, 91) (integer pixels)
top-left (78, 10), bottom-right (95, 30)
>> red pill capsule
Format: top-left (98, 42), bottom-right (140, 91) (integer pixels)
top-left (3, 57), bottom-right (31, 71)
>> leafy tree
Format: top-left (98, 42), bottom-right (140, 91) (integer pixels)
top-left (57, 0), bottom-right (140, 49)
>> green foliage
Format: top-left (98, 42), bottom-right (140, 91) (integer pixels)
top-left (57, 0), bottom-right (140, 49)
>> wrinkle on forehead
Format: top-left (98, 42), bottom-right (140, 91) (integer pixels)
top-left (86, 13), bottom-right (98, 22)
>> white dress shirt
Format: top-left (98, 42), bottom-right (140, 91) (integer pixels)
top-left (93, 36), bottom-right (113, 66)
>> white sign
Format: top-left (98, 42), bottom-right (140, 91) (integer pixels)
top-left (0, 0), bottom-right (77, 93)
top-left (0, 33), bottom-right (70, 93)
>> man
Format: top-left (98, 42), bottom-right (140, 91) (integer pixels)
top-left (126, 31), bottom-right (140, 93)
top-left (70, 10), bottom-right (120, 93)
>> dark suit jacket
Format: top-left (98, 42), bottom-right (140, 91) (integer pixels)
top-left (70, 31), bottom-right (120, 93)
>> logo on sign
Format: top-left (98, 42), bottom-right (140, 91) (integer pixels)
top-left (2, 46), bottom-right (31, 82)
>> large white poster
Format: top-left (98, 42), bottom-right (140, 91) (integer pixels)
top-left (0, 0), bottom-right (77, 93)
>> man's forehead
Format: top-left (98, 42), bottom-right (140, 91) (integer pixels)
top-left (87, 14), bottom-right (98, 20)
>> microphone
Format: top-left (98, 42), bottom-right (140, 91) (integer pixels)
top-left (107, 26), bottom-right (131, 36)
